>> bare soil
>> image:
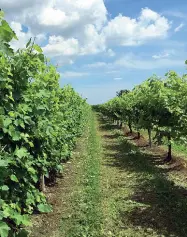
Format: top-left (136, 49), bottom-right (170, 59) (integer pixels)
top-left (29, 148), bottom-right (84, 237)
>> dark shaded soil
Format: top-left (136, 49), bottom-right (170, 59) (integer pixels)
top-left (123, 126), bottom-right (187, 174)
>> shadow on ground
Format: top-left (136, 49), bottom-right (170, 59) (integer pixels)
top-left (99, 116), bottom-right (187, 237)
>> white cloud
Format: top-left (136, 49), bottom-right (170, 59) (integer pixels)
top-left (107, 49), bottom-right (116, 57)
top-left (38, 8), bottom-right (77, 27)
top-left (1, 0), bottom-right (43, 12)
top-left (57, 58), bottom-right (74, 66)
top-left (3, 0), bottom-right (107, 33)
top-left (86, 62), bottom-right (108, 68)
top-left (43, 36), bottom-right (80, 57)
top-left (114, 77), bottom-right (123, 80)
top-left (115, 54), bottom-right (184, 70)
top-left (174, 23), bottom-right (184, 32)
top-left (80, 24), bottom-right (106, 55)
top-left (152, 52), bottom-right (170, 59)
top-left (84, 52), bottom-right (185, 71)
top-left (60, 71), bottom-right (89, 78)
top-left (43, 24), bottom-right (106, 57)
top-left (152, 49), bottom-right (175, 59)
top-left (102, 8), bottom-right (170, 46)
top-left (162, 10), bottom-right (186, 19)
top-left (3, 2), bottom-right (171, 65)
top-left (106, 70), bottom-right (120, 74)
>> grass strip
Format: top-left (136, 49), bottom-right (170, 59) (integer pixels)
top-left (60, 111), bottom-right (103, 237)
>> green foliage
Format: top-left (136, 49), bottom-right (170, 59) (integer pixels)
top-left (0, 222), bottom-right (10, 237)
top-left (116, 89), bottom-right (130, 97)
top-left (101, 70), bottom-right (187, 156)
top-left (0, 13), bottom-right (89, 236)
top-left (37, 204), bottom-right (52, 213)
top-left (0, 12), bottom-right (18, 55)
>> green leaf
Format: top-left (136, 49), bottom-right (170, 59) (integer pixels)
top-left (0, 221), bottom-right (10, 237)
top-left (16, 229), bottom-right (29, 237)
top-left (3, 118), bottom-right (12, 127)
top-left (0, 211), bottom-right (4, 221)
top-left (0, 107), bottom-right (5, 115)
top-left (28, 142), bottom-right (34, 147)
top-left (10, 130), bottom-right (21, 141)
top-left (38, 54), bottom-right (45, 62)
top-left (26, 38), bottom-right (32, 48)
top-left (0, 160), bottom-right (8, 167)
top-left (0, 11), bottom-right (5, 19)
top-left (8, 111), bottom-right (15, 117)
top-left (37, 204), bottom-right (52, 213)
top-left (33, 44), bottom-right (43, 53)
top-left (14, 119), bottom-right (25, 128)
top-left (44, 172), bottom-right (49, 178)
top-left (0, 19), bottom-right (18, 42)
top-left (2, 206), bottom-right (14, 218)
top-left (10, 174), bottom-right (19, 183)
top-left (27, 167), bottom-right (36, 174)
top-left (14, 147), bottom-right (28, 158)
top-left (13, 213), bottom-right (31, 226)
top-left (1, 185), bottom-right (9, 191)
top-left (0, 41), bottom-right (14, 55)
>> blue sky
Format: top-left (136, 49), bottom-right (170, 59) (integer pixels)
top-left (2, 0), bottom-right (187, 104)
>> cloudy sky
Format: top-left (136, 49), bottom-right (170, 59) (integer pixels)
top-left (2, 0), bottom-right (187, 104)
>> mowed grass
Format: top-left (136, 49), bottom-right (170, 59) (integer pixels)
top-left (60, 112), bottom-right (103, 237)
top-left (99, 117), bottom-right (187, 237)
top-left (36, 114), bottom-right (187, 237)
